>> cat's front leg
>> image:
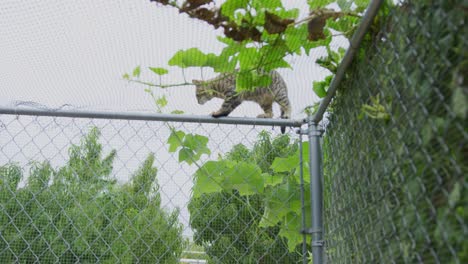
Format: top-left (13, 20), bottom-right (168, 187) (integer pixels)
top-left (211, 110), bottom-right (229, 117)
top-left (211, 97), bottom-right (241, 118)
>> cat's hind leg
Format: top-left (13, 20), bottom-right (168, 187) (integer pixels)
top-left (257, 102), bottom-right (273, 118)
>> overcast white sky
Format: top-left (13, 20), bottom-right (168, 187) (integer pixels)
top-left (0, 0), bottom-right (349, 238)
top-left (0, 0), bottom-right (347, 119)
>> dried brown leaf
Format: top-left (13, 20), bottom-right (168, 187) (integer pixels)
top-left (264, 11), bottom-right (294, 34)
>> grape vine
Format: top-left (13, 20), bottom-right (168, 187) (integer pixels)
top-left (122, 0), bottom-right (371, 253)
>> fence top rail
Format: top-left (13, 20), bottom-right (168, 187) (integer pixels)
top-left (0, 106), bottom-right (305, 127)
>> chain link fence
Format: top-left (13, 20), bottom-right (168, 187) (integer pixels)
top-left (323, 0), bottom-right (467, 263)
top-left (1, 1), bottom-right (466, 263)
top-left (0, 111), bottom-right (310, 263)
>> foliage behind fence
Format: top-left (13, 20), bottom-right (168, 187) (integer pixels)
top-left (323, 0), bottom-right (467, 263)
top-left (0, 114), bottom-right (305, 263)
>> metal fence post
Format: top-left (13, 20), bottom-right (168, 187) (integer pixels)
top-left (308, 118), bottom-right (324, 264)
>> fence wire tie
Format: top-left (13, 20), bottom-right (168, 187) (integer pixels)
top-left (300, 228), bottom-right (322, 234)
top-left (312, 240), bottom-right (325, 247)
top-left (297, 127), bottom-right (324, 136)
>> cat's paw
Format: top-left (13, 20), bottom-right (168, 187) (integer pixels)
top-left (257, 113), bottom-right (273, 118)
top-left (211, 111), bottom-right (225, 118)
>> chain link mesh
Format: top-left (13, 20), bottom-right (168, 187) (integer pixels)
top-left (0, 114), bottom-right (305, 263)
top-left (323, 0), bottom-right (467, 263)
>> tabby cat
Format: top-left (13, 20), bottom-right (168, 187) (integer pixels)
top-left (193, 70), bottom-right (291, 133)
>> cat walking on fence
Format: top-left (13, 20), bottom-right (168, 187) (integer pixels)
top-left (193, 70), bottom-right (291, 133)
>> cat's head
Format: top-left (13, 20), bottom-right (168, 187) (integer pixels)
top-left (193, 79), bottom-right (213, 105)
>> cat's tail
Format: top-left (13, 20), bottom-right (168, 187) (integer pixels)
top-left (280, 101), bottom-right (291, 134)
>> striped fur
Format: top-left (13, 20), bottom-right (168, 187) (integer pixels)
top-left (193, 70), bottom-right (291, 133)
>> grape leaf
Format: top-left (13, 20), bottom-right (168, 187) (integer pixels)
top-left (183, 134), bottom-right (211, 160)
top-left (313, 80), bottom-right (328, 98)
top-left (132, 66), bottom-right (141, 77)
top-left (251, 0), bottom-right (282, 9)
top-left (224, 162), bottom-right (264, 195)
top-left (259, 206), bottom-right (283, 227)
top-left (259, 184), bottom-right (292, 227)
top-left (149, 67), bottom-right (168, 76)
top-left (169, 48), bottom-right (208, 68)
top-left (271, 154), bottom-right (299, 173)
top-left (279, 212), bottom-right (303, 251)
top-left (156, 95), bottom-right (168, 108)
top-left (327, 16), bottom-right (359, 33)
top-left (238, 47), bottom-right (258, 69)
top-left (355, 0), bottom-right (370, 12)
top-left (236, 71), bottom-right (254, 91)
top-left (264, 173), bottom-right (283, 187)
top-left (452, 86), bottom-right (467, 119)
top-left (221, 0), bottom-right (248, 18)
top-left (179, 147), bottom-right (195, 164)
top-left (337, 0), bottom-right (353, 11)
top-left (167, 130), bottom-right (185, 152)
top-left (192, 161), bottom-right (227, 197)
top-left (293, 161), bottom-right (310, 184)
top-left (285, 25), bottom-right (309, 54)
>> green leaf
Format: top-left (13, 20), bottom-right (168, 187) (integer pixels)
top-left (183, 134), bottom-right (211, 161)
top-left (156, 95), bottom-right (168, 108)
top-left (264, 173), bottom-right (284, 187)
top-left (327, 16), bottom-right (359, 33)
top-left (221, 0), bottom-right (249, 18)
top-left (122, 73), bottom-right (130, 80)
top-left (168, 48), bottom-right (208, 68)
top-left (337, 0), bottom-right (353, 11)
top-left (167, 130), bottom-right (185, 152)
top-left (171, 110), bottom-right (184, 114)
top-left (216, 36), bottom-right (237, 46)
top-left (224, 162), bottom-right (264, 195)
top-left (132, 66), bottom-right (141, 77)
top-left (285, 25), bottom-right (309, 54)
top-left (193, 160), bottom-right (263, 197)
top-left (278, 212), bottom-right (303, 251)
top-left (259, 206), bottom-right (283, 227)
top-left (179, 148), bottom-right (195, 164)
top-left (271, 8), bottom-right (299, 20)
top-left (313, 80), bottom-right (328, 98)
top-left (308, 0), bottom-right (334, 9)
top-left (256, 74), bottom-right (272, 87)
top-left (259, 40), bottom-right (291, 70)
top-left (448, 182), bottom-right (461, 208)
top-left (271, 154), bottom-right (298, 173)
top-left (251, 0), bottom-right (282, 9)
top-left (236, 71), bottom-right (254, 91)
top-left (192, 161), bottom-right (226, 197)
top-left (206, 52), bottom-right (237, 73)
top-left (259, 184), bottom-right (292, 227)
top-left (238, 47), bottom-right (258, 69)
top-left (149, 67), bottom-right (168, 76)
top-left (293, 162), bottom-right (310, 184)
top-left (452, 86), bottom-right (467, 119)
top-left (355, 0), bottom-right (370, 12)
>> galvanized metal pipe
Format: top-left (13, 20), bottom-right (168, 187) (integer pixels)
top-left (298, 134), bottom-right (308, 264)
top-left (308, 121), bottom-right (324, 264)
top-left (0, 107), bottom-right (304, 127)
top-left (312, 0), bottom-right (384, 123)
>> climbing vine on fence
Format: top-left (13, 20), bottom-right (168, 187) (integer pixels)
top-left (125, 0), bottom-right (369, 99)
top-left (121, 0), bottom-right (375, 252)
